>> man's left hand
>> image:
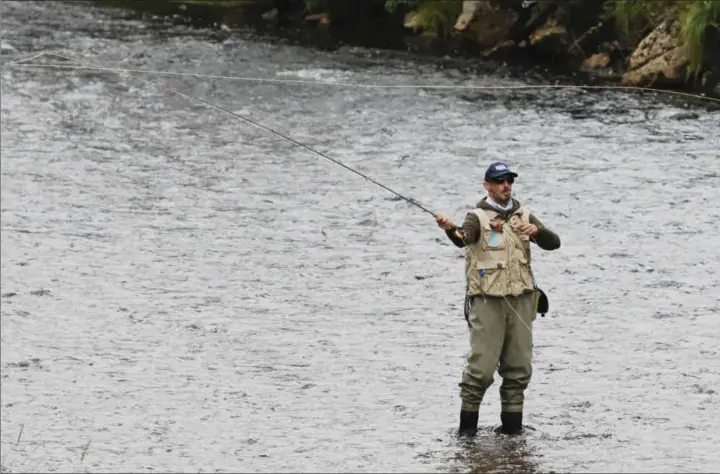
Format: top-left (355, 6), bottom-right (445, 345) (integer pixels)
top-left (515, 223), bottom-right (538, 237)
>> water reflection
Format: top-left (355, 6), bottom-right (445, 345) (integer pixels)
top-left (455, 428), bottom-right (540, 473)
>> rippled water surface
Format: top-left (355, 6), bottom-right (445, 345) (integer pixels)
top-left (2, 1), bottom-right (719, 472)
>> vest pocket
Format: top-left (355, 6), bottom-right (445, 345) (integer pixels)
top-left (481, 228), bottom-right (506, 250)
top-left (476, 260), bottom-right (507, 287)
top-left (476, 259), bottom-right (507, 274)
top-left (474, 260), bottom-right (507, 295)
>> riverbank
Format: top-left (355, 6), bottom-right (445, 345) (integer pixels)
top-left (100, 0), bottom-right (720, 97)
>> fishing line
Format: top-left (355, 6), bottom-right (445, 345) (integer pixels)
top-left (9, 52), bottom-right (435, 216)
top-left (6, 56), bottom-right (720, 103)
top-left (6, 50), bottom-right (717, 217)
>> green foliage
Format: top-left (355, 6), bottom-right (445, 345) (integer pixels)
top-left (384, 0), bottom-right (421, 14)
top-left (404, 0), bottom-right (463, 38)
top-left (680, 0), bottom-right (720, 77)
top-left (601, 0), bottom-right (676, 37)
top-left (608, 0), bottom-right (647, 35)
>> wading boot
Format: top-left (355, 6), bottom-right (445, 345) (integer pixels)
top-left (494, 411), bottom-right (523, 435)
top-left (458, 410), bottom-right (479, 437)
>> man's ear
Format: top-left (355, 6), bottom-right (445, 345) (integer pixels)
top-left (482, 181), bottom-right (490, 192)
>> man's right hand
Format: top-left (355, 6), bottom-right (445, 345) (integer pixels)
top-left (435, 213), bottom-right (456, 231)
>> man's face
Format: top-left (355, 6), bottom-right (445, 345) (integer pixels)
top-left (483, 175), bottom-right (514, 205)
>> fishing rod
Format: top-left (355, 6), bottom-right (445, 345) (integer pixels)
top-left (11, 52), bottom-right (436, 217)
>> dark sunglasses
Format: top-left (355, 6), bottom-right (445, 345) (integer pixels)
top-left (490, 176), bottom-right (514, 185)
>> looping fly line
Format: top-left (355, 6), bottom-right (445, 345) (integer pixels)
top-left (5, 50), bottom-right (718, 217)
top-left (5, 52), bottom-right (719, 103)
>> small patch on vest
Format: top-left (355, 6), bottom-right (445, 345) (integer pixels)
top-left (488, 231), bottom-right (501, 247)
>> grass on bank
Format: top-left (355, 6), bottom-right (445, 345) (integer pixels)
top-left (680, 0), bottom-right (720, 78)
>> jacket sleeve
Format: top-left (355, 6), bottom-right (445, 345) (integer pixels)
top-left (444, 212), bottom-right (482, 248)
top-left (445, 228), bottom-right (466, 248)
top-left (529, 213), bottom-right (561, 250)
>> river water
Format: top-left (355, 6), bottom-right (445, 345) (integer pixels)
top-left (1, 1), bottom-right (719, 472)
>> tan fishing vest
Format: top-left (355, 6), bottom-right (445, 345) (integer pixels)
top-left (465, 207), bottom-right (535, 297)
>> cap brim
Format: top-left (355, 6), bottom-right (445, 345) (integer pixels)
top-left (488, 171), bottom-right (518, 180)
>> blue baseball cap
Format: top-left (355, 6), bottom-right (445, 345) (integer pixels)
top-left (484, 161), bottom-right (518, 182)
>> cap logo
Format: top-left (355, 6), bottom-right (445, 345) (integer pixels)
top-left (494, 164), bottom-right (508, 171)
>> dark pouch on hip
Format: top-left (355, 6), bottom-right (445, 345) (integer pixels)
top-left (532, 287), bottom-right (549, 317)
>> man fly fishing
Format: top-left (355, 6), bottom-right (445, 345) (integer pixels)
top-left (435, 162), bottom-right (561, 436)
top-left (36, 54), bottom-right (563, 438)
